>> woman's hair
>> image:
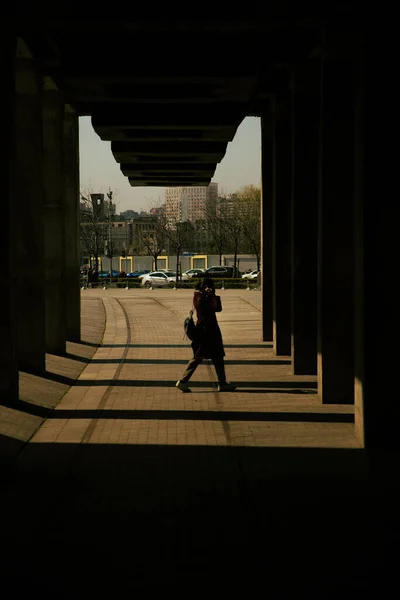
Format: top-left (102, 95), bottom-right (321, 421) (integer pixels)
top-left (195, 277), bottom-right (215, 291)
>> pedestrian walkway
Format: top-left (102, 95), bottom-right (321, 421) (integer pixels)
top-left (0, 289), bottom-right (396, 594)
top-left (25, 289), bottom-right (357, 449)
top-left (0, 295), bottom-right (105, 464)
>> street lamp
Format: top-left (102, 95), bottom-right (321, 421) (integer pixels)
top-left (106, 188), bottom-right (113, 284)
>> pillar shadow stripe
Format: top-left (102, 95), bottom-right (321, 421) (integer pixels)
top-left (49, 409), bottom-right (354, 424)
top-left (95, 344), bottom-right (273, 349)
top-left (206, 362), bottom-right (233, 445)
top-left (72, 380), bottom-right (318, 389)
top-left (89, 359), bottom-right (291, 365)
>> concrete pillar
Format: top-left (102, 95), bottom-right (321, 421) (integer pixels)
top-left (291, 63), bottom-right (320, 375)
top-left (260, 106), bottom-right (273, 341)
top-left (272, 92), bottom-right (293, 356)
top-left (64, 109), bottom-right (81, 342)
top-left (317, 52), bottom-right (355, 405)
top-left (42, 85), bottom-right (66, 355)
top-left (0, 33), bottom-right (18, 402)
top-left (14, 46), bottom-right (46, 374)
top-left (354, 36), bottom-right (397, 447)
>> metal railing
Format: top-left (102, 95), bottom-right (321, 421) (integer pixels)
top-left (81, 277), bottom-right (260, 290)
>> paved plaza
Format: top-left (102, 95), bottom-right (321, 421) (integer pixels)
top-left (1, 288), bottom-right (358, 454)
top-left (0, 289), bottom-right (397, 593)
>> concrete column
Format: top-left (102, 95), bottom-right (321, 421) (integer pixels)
top-left (317, 53), bottom-right (355, 404)
top-left (272, 92), bottom-right (293, 356)
top-left (42, 85), bottom-right (66, 355)
top-left (0, 33), bottom-right (18, 402)
top-left (14, 46), bottom-right (46, 374)
top-left (291, 63), bottom-right (320, 375)
top-left (354, 36), bottom-right (397, 447)
top-left (64, 109), bottom-right (81, 342)
top-left (260, 106), bottom-right (273, 341)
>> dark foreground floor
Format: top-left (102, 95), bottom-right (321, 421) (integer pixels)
top-left (0, 441), bottom-right (398, 596)
top-left (1, 293), bottom-right (397, 595)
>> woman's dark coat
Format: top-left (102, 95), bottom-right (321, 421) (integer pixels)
top-left (191, 290), bottom-right (225, 359)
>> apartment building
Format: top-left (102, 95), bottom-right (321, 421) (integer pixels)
top-left (165, 183), bottom-right (218, 225)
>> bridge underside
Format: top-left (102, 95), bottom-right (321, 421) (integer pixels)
top-left (0, 10), bottom-right (396, 459)
top-left (21, 17), bottom-right (319, 186)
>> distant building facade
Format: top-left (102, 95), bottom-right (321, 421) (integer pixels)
top-left (120, 209), bottom-right (139, 220)
top-left (165, 183), bottom-right (218, 225)
top-left (216, 193), bottom-right (238, 218)
top-left (130, 214), bottom-right (160, 252)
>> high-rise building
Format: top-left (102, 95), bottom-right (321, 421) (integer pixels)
top-left (165, 183), bottom-right (218, 225)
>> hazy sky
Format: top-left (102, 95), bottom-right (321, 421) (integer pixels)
top-left (79, 116), bottom-right (261, 212)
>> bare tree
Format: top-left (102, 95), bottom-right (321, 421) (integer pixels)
top-left (80, 189), bottom-right (108, 272)
top-left (137, 209), bottom-right (168, 271)
top-left (224, 200), bottom-right (243, 275)
top-left (80, 187), bottom-right (122, 281)
top-left (205, 205), bottom-right (229, 265)
top-left (163, 220), bottom-right (194, 283)
top-left (236, 185), bottom-right (261, 270)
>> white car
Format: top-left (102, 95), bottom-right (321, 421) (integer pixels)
top-left (242, 270), bottom-right (260, 280)
top-left (159, 269), bottom-right (177, 278)
top-left (140, 271), bottom-right (175, 288)
top-left (182, 268), bottom-right (205, 280)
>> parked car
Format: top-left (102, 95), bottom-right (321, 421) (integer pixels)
top-left (242, 270), bottom-right (260, 280)
top-left (140, 271), bottom-right (172, 288)
top-left (127, 269), bottom-right (150, 278)
top-left (182, 268), bottom-right (205, 280)
top-left (106, 270), bottom-right (127, 280)
top-left (196, 266), bottom-right (241, 278)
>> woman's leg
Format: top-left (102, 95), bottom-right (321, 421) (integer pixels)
top-left (212, 358), bottom-right (236, 391)
top-left (180, 357), bottom-right (202, 383)
top-left (212, 357), bottom-right (226, 385)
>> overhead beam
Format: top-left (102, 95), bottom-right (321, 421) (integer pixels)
top-left (63, 75), bottom-right (258, 87)
top-left (64, 77), bottom-right (257, 106)
top-left (123, 172), bottom-right (215, 180)
top-left (39, 28), bottom-right (317, 77)
top-left (122, 172), bottom-right (215, 180)
top-left (91, 104), bottom-right (244, 129)
top-left (111, 141), bottom-right (227, 157)
top-left (19, 20), bottom-right (296, 36)
top-left (129, 179), bottom-right (211, 187)
top-left (96, 126), bottom-right (238, 142)
top-left (114, 155), bottom-right (223, 165)
top-left (120, 162), bottom-right (215, 173)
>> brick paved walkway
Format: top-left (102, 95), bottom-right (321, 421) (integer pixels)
top-left (0, 289), bottom-right (397, 594)
top-left (27, 289), bottom-right (356, 449)
top-left (0, 296), bottom-right (105, 464)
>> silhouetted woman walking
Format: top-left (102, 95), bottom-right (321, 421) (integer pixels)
top-left (176, 277), bottom-right (236, 392)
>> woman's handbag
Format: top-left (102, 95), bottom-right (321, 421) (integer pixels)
top-left (184, 309), bottom-right (197, 341)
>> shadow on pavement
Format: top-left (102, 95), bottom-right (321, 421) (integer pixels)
top-left (67, 379), bottom-right (318, 388)
top-left (0, 436), bottom-right (398, 592)
top-left (94, 343), bottom-right (274, 349)
top-left (44, 409), bottom-right (354, 423)
top-left (88, 358), bottom-right (292, 365)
